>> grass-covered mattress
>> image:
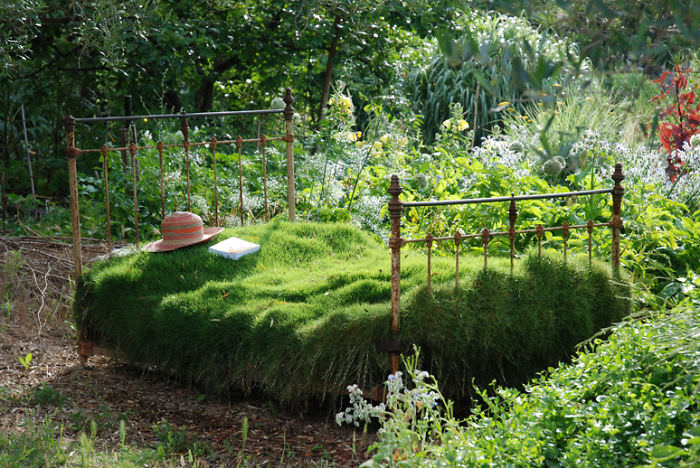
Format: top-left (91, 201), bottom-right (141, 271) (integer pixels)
top-left (73, 221), bottom-right (630, 405)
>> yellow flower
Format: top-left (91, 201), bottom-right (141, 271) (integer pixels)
top-left (442, 119), bottom-right (452, 130)
top-left (456, 119), bottom-right (469, 131)
top-left (380, 134), bottom-right (391, 145)
top-left (371, 141), bottom-right (383, 155)
top-left (497, 101), bottom-right (510, 107)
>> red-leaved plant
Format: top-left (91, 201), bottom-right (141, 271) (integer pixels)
top-left (652, 66), bottom-right (700, 182)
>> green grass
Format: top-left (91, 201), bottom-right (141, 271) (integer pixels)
top-left (74, 221), bottom-right (630, 405)
top-left (0, 413), bottom-right (187, 468)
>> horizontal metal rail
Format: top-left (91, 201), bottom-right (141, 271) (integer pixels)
top-left (74, 108), bottom-right (284, 124)
top-left (402, 222), bottom-right (611, 244)
top-left (403, 188), bottom-right (613, 207)
top-left (77, 136), bottom-right (287, 155)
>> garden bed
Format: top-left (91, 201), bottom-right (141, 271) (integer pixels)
top-left (73, 221), bottom-right (630, 406)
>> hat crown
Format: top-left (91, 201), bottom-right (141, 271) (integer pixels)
top-left (144, 211), bottom-right (222, 252)
top-left (160, 211), bottom-right (205, 246)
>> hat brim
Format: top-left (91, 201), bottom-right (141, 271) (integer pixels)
top-left (143, 227), bottom-right (224, 252)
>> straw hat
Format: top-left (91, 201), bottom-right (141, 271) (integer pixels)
top-left (144, 211), bottom-right (223, 252)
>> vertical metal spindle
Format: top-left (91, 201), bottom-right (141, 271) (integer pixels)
top-left (237, 136), bottom-right (244, 225)
top-left (65, 115), bottom-right (82, 277)
top-left (426, 233), bottom-right (433, 294)
top-left (562, 221), bottom-right (569, 262)
top-left (101, 146), bottom-right (112, 252)
top-left (181, 117), bottom-right (191, 211)
top-left (210, 138), bottom-right (219, 227)
top-left (536, 224), bottom-right (544, 257)
top-left (388, 175), bottom-right (404, 374)
top-left (261, 135), bottom-right (269, 221)
top-left (454, 230), bottom-right (462, 289)
top-left (157, 141), bottom-right (165, 219)
top-left (283, 89), bottom-right (296, 222)
top-left (508, 195), bottom-right (518, 273)
top-left (481, 228), bottom-right (490, 271)
top-left (587, 220), bottom-right (594, 265)
top-left (611, 164), bottom-right (625, 274)
top-left (130, 143), bottom-right (139, 247)
top-left (119, 127), bottom-right (129, 170)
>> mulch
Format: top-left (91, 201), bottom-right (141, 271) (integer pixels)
top-left (0, 236), bottom-right (373, 466)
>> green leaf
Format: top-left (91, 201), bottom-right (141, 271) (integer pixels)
top-left (650, 445), bottom-right (685, 462)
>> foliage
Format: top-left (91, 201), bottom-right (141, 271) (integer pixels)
top-left (409, 11), bottom-right (570, 143)
top-left (0, 0), bottom-right (464, 204)
top-left (153, 419), bottom-right (208, 459)
top-left (73, 221), bottom-right (628, 406)
top-left (482, 0), bottom-right (700, 72)
top-left (0, 412), bottom-right (191, 467)
top-left (652, 65), bottom-right (700, 182)
top-left (340, 300), bottom-right (700, 467)
top-left (500, 85), bottom-right (625, 180)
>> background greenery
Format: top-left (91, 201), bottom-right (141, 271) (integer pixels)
top-left (3, 0), bottom-right (700, 465)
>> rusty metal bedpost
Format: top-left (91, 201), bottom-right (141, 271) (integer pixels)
top-left (65, 115), bottom-right (82, 277)
top-left (261, 135), bottom-right (269, 221)
top-left (157, 141), bottom-right (165, 219)
top-left (388, 175), bottom-right (404, 374)
top-left (210, 138), bottom-right (219, 226)
top-left (283, 88), bottom-right (296, 222)
top-left (181, 116), bottom-right (191, 212)
top-left (237, 136), bottom-right (244, 225)
top-left (101, 145), bottom-right (112, 252)
top-left (611, 163), bottom-right (624, 273)
top-left (508, 194), bottom-right (517, 273)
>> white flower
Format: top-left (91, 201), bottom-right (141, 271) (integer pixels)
top-left (690, 133), bottom-right (700, 148)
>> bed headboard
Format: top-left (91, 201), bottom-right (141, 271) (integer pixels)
top-left (65, 89), bottom-right (296, 276)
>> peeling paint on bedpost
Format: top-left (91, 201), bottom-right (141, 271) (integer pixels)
top-left (283, 88), bottom-right (296, 222)
top-left (65, 115), bottom-right (81, 278)
top-left (388, 175), bottom-right (404, 374)
top-left (611, 163), bottom-right (624, 275)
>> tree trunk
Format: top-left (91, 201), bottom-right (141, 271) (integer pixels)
top-left (194, 77), bottom-right (215, 113)
top-left (163, 89), bottom-right (183, 112)
top-left (316, 14), bottom-right (341, 126)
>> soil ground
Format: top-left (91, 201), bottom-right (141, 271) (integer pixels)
top-left (0, 236), bottom-right (372, 466)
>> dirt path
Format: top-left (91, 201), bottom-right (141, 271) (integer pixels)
top-left (0, 237), bottom-right (371, 466)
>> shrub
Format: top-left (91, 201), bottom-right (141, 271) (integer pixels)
top-left (340, 300), bottom-right (699, 467)
top-left (409, 11), bottom-right (571, 144)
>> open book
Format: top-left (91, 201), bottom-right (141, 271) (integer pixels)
top-left (208, 236), bottom-right (260, 260)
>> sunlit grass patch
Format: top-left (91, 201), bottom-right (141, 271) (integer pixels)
top-left (74, 221), bottom-right (630, 405)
